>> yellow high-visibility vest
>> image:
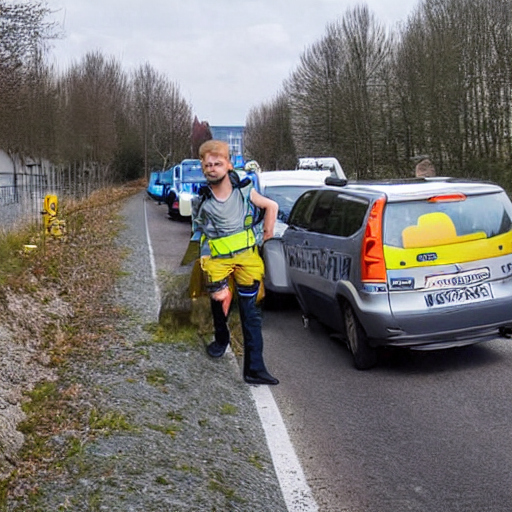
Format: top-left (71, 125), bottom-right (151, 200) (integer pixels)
top-left (208, 228), bottom-right (256, 257)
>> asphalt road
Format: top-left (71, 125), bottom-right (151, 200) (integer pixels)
top-left (145, 195), bottom-right (512, 512)
top-left (265, 310), bottom-right (512, 512)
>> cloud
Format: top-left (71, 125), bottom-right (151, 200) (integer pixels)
top-left (46, 0), bottom-right (420, 125)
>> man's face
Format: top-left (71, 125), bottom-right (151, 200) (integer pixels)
top-left (202, 154), bottom-right (230, 185)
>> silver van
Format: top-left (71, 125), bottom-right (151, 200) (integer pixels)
top-left (263, 177), bottom-right (512, 369)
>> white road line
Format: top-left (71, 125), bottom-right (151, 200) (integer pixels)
top-left (250, 385), bottom-right (319, 512)
top-left (143, 197), bottom-right (161, 302)
top-left (144, 196), bottom-right (317, 511)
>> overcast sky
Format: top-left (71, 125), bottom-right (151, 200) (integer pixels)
top-left (44, 0), bottom-right (420, 126)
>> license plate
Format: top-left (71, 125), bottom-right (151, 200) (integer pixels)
top-left (424, 267), bottom-right (490, 289)
top-left (424, 283), bottom-right (493, 308)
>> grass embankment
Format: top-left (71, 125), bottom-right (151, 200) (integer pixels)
top-left (0, 182), bottom-right (147, 506)
top-left (0, 181), bottom-right (247, 508)
top-left (0, 183), bottom-right (165, 505)
top-left (0, 181), bottom-right (246, 508)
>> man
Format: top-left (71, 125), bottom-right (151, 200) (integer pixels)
top-left (192, 140), bottom-right (279, 385)
top-left (415, 158), bottom-right (436, 178)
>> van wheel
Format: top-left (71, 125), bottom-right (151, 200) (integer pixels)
top-left (344, 305), bottom-right (377, 370)
top-left (165, 193), bottom-right (177, 217)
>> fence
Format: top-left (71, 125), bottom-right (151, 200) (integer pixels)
top-left (0, 159), bottom-right (111, 232)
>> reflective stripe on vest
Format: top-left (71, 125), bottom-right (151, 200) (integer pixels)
top-left (208, 228), bottom-right (256, 257)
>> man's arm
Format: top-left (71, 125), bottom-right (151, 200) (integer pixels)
top-left (250, 188), bottom-right (278, 241)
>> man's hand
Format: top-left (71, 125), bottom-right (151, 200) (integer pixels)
top-left (211, 286), bottom-right (232, 316)
top-left (250, 188), bottom-right (278, 240)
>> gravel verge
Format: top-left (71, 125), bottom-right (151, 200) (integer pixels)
top-left (5, 193), bottom-right (287, 511)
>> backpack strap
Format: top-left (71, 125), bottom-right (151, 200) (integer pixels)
top-left (192, 171), bottom-right (265, 241)
top-left (230, 171), bottom-right (265, 229)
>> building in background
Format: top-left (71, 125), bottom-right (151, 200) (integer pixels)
top-left (210, 126), bottom-right (245, 168)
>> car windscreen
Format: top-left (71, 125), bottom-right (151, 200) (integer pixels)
top-left (383, 191), bottom-right (512, 248)
top-left (159, 171), bottom-right (173, 184)
top-left (264, 185), bottom-right (317, 222)
top-left (182, 164), bottom-right (206, 182)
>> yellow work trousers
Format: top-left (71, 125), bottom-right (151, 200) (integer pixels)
top-left (200, 246), bottom-right (265, 301)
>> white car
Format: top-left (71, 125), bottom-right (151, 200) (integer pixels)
top-left (253, 169), bottom-right (331, 305)
top-left (257, 169), bottom-right (331, 237)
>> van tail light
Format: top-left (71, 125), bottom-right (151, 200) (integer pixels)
top-left (361, 197), bottom-right (387, 283)
top-left (428, 193), bottom-right (466, 203)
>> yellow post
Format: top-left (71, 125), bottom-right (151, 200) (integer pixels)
top-left (42, 194), bottom-right (65, 239)
top-left (42, 194), bottom-right (58, 232)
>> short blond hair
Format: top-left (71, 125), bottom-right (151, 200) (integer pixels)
top-left (199, 140), bottom-right (230, 161)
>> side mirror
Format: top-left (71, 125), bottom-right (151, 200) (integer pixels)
top-left (324, 176), bottom-right (347, 187)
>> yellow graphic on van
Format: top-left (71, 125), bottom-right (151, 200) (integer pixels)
top-left (384, 219), bottom-right (512, 270)
top-left (402, 212), bottom-right (486, 248)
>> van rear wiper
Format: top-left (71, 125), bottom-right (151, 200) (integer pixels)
top-left (287, 225), bottom-right (306, 232)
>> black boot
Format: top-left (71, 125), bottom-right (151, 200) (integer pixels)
top-left (244, 369), bottom-right (279, 385)
top-left (237, 282), bottom-right (279, 385)
top-left (206, 298), bottom-right (230, 358)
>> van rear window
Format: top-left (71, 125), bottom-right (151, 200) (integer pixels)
top-left (383, 192), bottom-right (512, 249)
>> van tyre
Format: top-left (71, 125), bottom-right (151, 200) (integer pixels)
top-left (344, 305), bottom-right (377, 370)
top-left (167, 196), bottom-right (180, 220)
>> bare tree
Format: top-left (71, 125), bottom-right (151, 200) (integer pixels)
top-left (285, 27), bottom-right (345, 160)
top-left (55, 51), bottom-right (130, 189)
top-left (0, 1), bottom-right (197, 197)
top-left (338, 5), bottom-right (392, 178)
top-left (0, 0), bottom-right (59, 157)
top-left (283, 5), bottom-right (392, 178)
top-left (191, 117), bottom-right (212, 158)
top-left (394, 0), bottom-right (512, 182)
top-left (132, 63), bottom-right (192, 177)
top-left (0, 0), bottom-right (58, 69)
top-left (247, 0), bottom-right (511, 185)
top-left (245, 93), bottom-right (295, 170)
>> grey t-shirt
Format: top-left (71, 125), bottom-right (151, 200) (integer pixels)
top-left (195, 187), bottom-right (248, 240)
